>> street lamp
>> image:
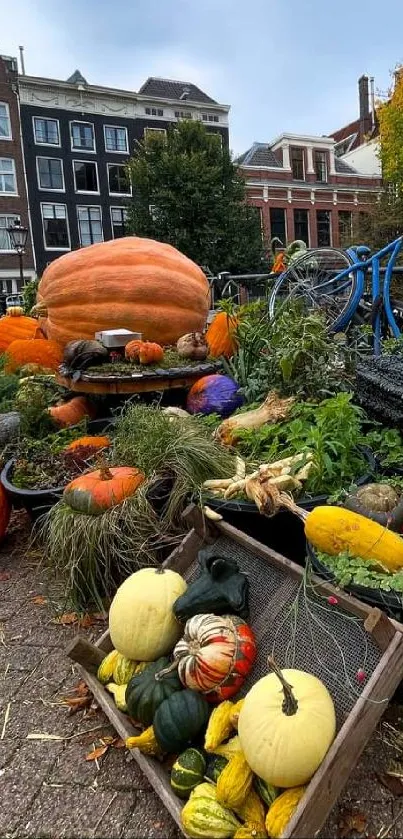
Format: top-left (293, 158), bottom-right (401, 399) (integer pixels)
top-left (7, 219), bottom-right (29, 291)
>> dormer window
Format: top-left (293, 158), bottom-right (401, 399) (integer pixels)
top-left (290, 148), bottom-right (304, 180)
top-left (314, 151), bottom-right (327, 182)
top-left (180, 87), bottom-right (191, 100)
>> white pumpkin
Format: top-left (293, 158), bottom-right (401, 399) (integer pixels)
top-left (238, 661), bottom-right (336, 788)
top-left (109, 567), bottom-right (187, 661)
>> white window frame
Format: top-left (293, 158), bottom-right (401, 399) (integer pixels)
top-left (36, 156), bottom-right (65, 192)
top-left (0, 158), bottom-right (17, 195)
top-left (0, 102), bottom-right (12, 140)
top-left (70, 120), bottom-right (96, 153)
top-left (0, 214), bottom-right (20, 252)
top-left (40, 202), bottom-right (71, 252)
top-left (77, 205), bottom-right (104, 247)
top-left (32, 115), bottom-right (60, 147)
top-left (72, 159), bottom-right (100, 194)
top-left (103, 124), bottom-right (129, 154)
top-left (107, 162), bottom-right (132, 197)
top-left (144, 127), bottom-right (167, 143)
top-left (110, 206), bottom-right (128, 238)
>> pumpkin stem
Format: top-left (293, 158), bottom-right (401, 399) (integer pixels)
top-left (154, 660), bottom-right (179, 681)
top-left (98, 464), bottom-right (113, 481)
top-left (267, 656), bottom-right (298, 716)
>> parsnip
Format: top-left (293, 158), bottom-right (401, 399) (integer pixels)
top-left (203, 478), bottom-right (234, 489)
top-left (203, 506), bottom-right (223, 521)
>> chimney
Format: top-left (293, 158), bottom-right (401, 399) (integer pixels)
top-left (358, 75), bottom-right (371, 139)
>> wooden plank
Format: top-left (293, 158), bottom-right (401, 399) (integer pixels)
top-left (284, 629), bottom-right (403, 838)
top-left (162, 527), bottom-right (204, 576)
top-left (77, 664), bottom-right (184, 832)
top-left (57, 372), bottom-right (205, 396)
top-left (364, 608), bottom-right (397, 650)
top-left (66, 635), bottom-right (105, 672)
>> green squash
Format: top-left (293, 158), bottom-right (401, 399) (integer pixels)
top-left (125, 656), bottom-right (182, 726)
top-left (113, 654), bottom-right (138, 686)
top-left (205, 753), bottom-right (228, 783)
top-left (253, 775), bottom-right (278, 807)
top-left (171, 747), bottom-right (206, 799)
top-left (154, 689), bottom-right (211, 754)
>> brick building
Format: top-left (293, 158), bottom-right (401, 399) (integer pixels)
top-left (238, 131), bottom-right (382, 249)
top-left (0, 54), bottom-right (35, 296)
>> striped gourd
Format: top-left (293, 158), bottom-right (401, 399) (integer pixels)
top-left (181, 782), bottom-right (241, 838)
top-left (170, 748), bottom-right (206, 799)
top-left (113, 654), bottom-right (138, 685)
top-left (97, 649), bottom-right (119, 685)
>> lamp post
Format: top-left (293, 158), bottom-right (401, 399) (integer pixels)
top-left (7, 219), bottom-right (29, 292)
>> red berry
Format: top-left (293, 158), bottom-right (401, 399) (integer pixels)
top-left (356, 668), bottom-right (367, 684)
top-left (327, 595), bottom-right (338, 606)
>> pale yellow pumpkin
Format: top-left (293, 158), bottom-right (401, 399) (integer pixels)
top-left (109, 567), bottom-right (187, 661)
top-left (238, 660), bottom-right (335, 788)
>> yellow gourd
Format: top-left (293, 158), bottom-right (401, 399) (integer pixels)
top-left (234, 826), bottom-right (267, 839)
top-left (236, 789), bottom-right (266, 827)
top-left (97, 649), bottom-right (119, 684)
top-left (182, 782), bottom-right (241, 838)
top-left (238, 658), bottom-right (335, 788)
top-left (213, 735), bottom-right (242, 759)
top-left (305, 505), bottom-right (403, 572)
top-left (265, 787), bottom-right (306, 838)
top-left (125, 726), bottom-right (160, 755)
top-left (229, 699), bottom-right (245, 729)
top-left (105, 683), bottom-right (128, 712)
top-left (113, 654), bottom-right (138, 685)
top-left (216, 751), bottom-right (254, 810)
top-left (205, 701), bottom-right (234, 751)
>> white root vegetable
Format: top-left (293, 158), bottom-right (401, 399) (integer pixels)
top-left (202, 478), bottom-right (234, 490)
top-left (203, 506), bottom-right (223, 521)
top-left (215, 391), bottom-right (295, 446)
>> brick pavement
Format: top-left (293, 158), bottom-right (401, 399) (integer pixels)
top-left (0, 512), bottom-right (402, 839)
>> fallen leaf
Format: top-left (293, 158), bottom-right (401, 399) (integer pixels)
top-left (85, 744), bottom-right (108, 762)
top-left (74, 680), bottom-right (91, 697)
top-left (52, 612), bottom-right (78, 626)
top-left (78, 612), bottom-right (107, 628)
top-left (112, 738), bottom-right (125, 749)
top-left (377, 772), bottom-right (403, 796)
top-left (31, 595), bottom-right (47, 606)
top-left (62, 695), bottom-right (92, 715)
top-left (0, 571), bottom-right (11, 582)
top-left (338, 809), bottom-right (367, 837)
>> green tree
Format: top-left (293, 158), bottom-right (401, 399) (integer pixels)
top-left (127, 120), bottom-right (267, 274)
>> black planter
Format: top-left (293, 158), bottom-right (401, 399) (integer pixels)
top-left (205, 446), bottom-right (377, 565)
top-left (1, 418), bottom-right (116, 521)
top-left (308, 544), bottom-right (403, 622)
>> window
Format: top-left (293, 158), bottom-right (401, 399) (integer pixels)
top-left (0, 103), bottom-right (11, 140)
top-left (202, 113), bottom-right (219, 123)
top-left (41, 203), bottom-right (70, 250)
top-left (73, 161), bottom-right (99, 193)
top-left (33, 117), bottom-right (60, 146)
top-left (111, 207), bottom-right (128, 239)
top-left (314, 151), bottom-right (327, 183)
top-left (338, 210), bottom-right (352, 243)
top-left (37, 157), bottom-right (64, 191)
top-left (291, 148), bottom-right (305, 181)
top-left (0, 214), bottom-right (20, 251)
top-left (174, 111), bottom-right (192, 119)
top-left (104, 125), bottom-right (128, 153)
top-left (208, 132), bottom-right (223, 148)
top-left (144, 127), bottom-right (167, 144)
top-left (293, 209), bottom-right (309, 245)
top-left (270, 208), bottom-right (286, 244)
top-left (108, 164), bottom-right (131, 195)
top-left (77, 206), bottom-right (103, 246)
top-left (71, 121), bottom-right (95, 151)
top-left (0, 158), bottom-right (17, 194)
top-left (316, 210), bottom-right (331, 247)
top-left (145, 107), bottom-right (164, 117)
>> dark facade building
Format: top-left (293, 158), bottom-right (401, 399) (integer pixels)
top-left (18, 71), bottom-right (230, 275)
top-left (0, 54), bottom-right (35, 295)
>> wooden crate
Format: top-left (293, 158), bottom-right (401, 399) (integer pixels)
top-left (67, 510), bottom-right (403, 839)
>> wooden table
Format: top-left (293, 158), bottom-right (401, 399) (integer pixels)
top-left (57, 361), bottom-right (221, 396)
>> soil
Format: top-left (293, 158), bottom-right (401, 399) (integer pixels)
top-left (86, 348), bottom-right (217, 376)
top-left (11, 446), bottom-right (102, 491)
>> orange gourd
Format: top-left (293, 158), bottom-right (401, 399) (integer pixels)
top-left (0, 313), bottom-right (42, 352)
top-left (63, 465), bottom-right (145, 515)
top-left (139, 342), bottom-right (164, 365)
top-left (4, 338), bottom-right (62, 374)
top-left (65, 435), bottom-right (110, 453)
top-left (206, 312), bottom-right (238, 359)
top-left (37, 237), bottom-right (210, 347)
top-left (272, 251), bottom-right (286, 273)
top-left (48, 397), bottom-right (96, 428)
top-left (125, 340), bottom-right (144, 361)
top-left (0, 484), bottom-right (11, 542)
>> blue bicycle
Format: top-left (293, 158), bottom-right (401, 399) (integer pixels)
top-left (268, 236), bottom-right (403, 355)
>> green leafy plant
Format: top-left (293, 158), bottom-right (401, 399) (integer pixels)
top-left (316, 549), bottom-right (403, 594)
top-left (22, 277), bottom-right (40, 315)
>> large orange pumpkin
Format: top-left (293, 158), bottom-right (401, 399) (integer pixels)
top-left (63, 465), bottom-right (145, 515)
top-left (0, 484), bottom-right (11, 542)
top-left (0, 313), bottom-right (42, 353)
top-left (4, 338), bottom-right (62, 373)
top-left (37, 237), bottom-right (210, 347)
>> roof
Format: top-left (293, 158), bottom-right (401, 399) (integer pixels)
top-left (138, 77), bottom-right (217, 104)
top-left (334, 157), bottom-right (359, 174)
top-left (237, 143), bottom-right (282, 167)
top-left (330, 117), bottom-right (379, 153)
top-left (66, 69), bottom-right (88, 85)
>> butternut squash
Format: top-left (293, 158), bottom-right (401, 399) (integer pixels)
top-left (305, 505), bottom-right (403, 572)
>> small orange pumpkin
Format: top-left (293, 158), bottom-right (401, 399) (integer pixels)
top-left (0, 484), bottom-right (11, 542)
top-left (63, 465), bottom-right (145, 515)
top-left (48, 397), bottom-right (96, 429)
top-left (125, 340), bottom-right (144, 361)
top-left (139, 342), bottom-right (164, 365)
top-left (65, 435), bottom-right (110, 453)
top-left (206, 312), bottom-right (238, 359)
top-left (4, 338), bottom-right (63, 374)
top-left (0, 313), bottom-right (42, 352)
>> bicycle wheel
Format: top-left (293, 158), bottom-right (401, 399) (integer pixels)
top-left (268, 248), bottom-right (358, 331)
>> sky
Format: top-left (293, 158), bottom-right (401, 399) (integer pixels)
top-left (2, 0), bottom-right (403, 156)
